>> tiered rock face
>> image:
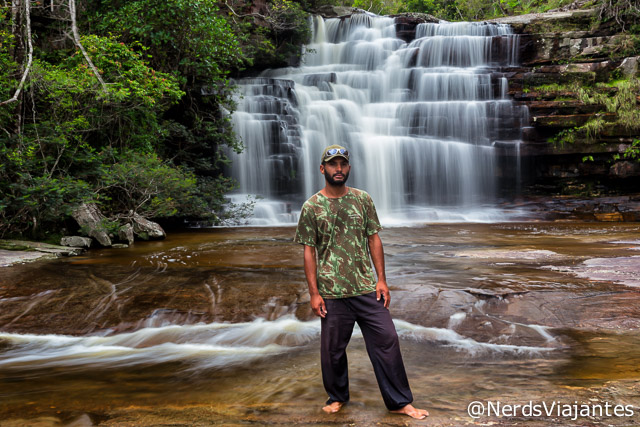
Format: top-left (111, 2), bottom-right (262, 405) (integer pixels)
top-left (328, 8), bottom-right (639, 196)
top-left (488, 9), bottom-right (640, 195)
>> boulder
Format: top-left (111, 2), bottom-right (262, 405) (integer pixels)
top-left (60, 236), bottom-right (92, 248)
top-left (118, 223), bottom-right (135, 245)
top-left (618, 56), bottom-right (639, 77)
top-left (132, 213), bottom-right (166, 240)
top-left (71, 203), bottom-right (111, 247)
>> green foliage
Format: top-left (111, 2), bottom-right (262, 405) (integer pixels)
top-left (223, 0), bottom-right (311, 70)
top-left (31, 35), bottom-right (183, 154)
top-left (0, 7), bottom-right (18, 130)
top-left (93, 0), bottom-right (244, 84)
top-left (597, 0), bottom-right (640, 33)
top-left (353, 0), bottom-right (405, 15)
top-left (400, 0), bottom-right (576, 21)
top-left (581, 116), bottom-right (606, 141)
top-left (268, 0), bottom-right (312, 58)
top-left (613, 139), bottom-right (640, 162)
top-left (549, 127), bottom-right (576, 148)
top-left (0, 135), bottom-right (95, 237)
top-left (529, 82), bottom-right (580, 93)
top-left (0, 28), bottom-right (185, 237)
top-left (97, 151), bottom-right (202, 219)
top-left (546, 77), bottom-right (640, 165)
top-left (399, 0), bottom-right (459, 18)
top-left (578, 78), bottom-right (640, 131)
top-left (92, 0), bottom-right (247, 214)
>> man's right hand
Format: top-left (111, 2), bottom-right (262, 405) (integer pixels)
top-left (311, 294), bottom-right (327, 318)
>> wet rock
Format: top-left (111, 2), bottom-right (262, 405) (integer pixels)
top-left (591, 201), bottom-right (624, 221)
top-left (525, 195), bottom-right (640, 222)
top-left (312, 5), bottom-right (359, 18)
top-left (297, 291), bottom-right (311, 304)
top-left (531, 113), bottom-right (602, 129)
top-left (132, 213), bottom-right (165, 240)
top-left (488, 8), bottom-right (596, 27)
top-left (72, 203), bottom-right (111, 247)
top-left (610, 161), bottom-right (640, 178)
top-left (452, 248), bottom-right (565, 262)
top-left (0, 249), bottom-right (55, 266)
top-left (593, 212), bottom-right (623, 221)
top-left (618, 56), bottom-right (639, 77)
top-left (302, 73), bottom-right (336, 91)
top-left (392, 13), bottom-right (439, 43)
top-left (463, 288), bottom-right (530, 298)
top-left (549, 255), bottom-right (640, 287)
top-left (60, 236), bottom-right (92, 248)
top-left (118, 223), bottom-right (135, 245)
top-left (0, 240), bottom-right (85, 267)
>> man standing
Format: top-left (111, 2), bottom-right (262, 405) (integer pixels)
top-left (294, 145), bottom-right (429, 419)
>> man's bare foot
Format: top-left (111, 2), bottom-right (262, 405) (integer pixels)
top-left (322, 401), bottom-right (345, 413)
top-left (390, 404), bottom-right (429, 419)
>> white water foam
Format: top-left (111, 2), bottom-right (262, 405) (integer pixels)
top-left (0, 316), bottom-right (555, 372)
top-left (0, 317), bottom-right (320, 371)
top-left (393, 320), bottom-right (555, 355)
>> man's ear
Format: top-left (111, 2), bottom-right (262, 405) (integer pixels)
top-left (319, 163), bottom-right (325, 174)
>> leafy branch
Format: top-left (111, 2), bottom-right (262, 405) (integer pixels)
top-left (0, 0), bottom-right (32, 106)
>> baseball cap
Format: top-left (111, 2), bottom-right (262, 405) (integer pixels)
top-left (321, 145), bottom-right (350, 163)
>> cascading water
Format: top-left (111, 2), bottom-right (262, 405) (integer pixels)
top-left (229, 13), bottom-right (528, 224)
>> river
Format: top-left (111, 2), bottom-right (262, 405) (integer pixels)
top-left (1, 222), bottom-right (639, 426)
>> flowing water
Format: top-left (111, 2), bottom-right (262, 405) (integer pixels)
top-left (1, 223), bottom-right (640, 426)
top-left (229, 14), bottom-right (528, 225)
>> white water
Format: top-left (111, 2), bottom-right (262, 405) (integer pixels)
top-left (229, 13), bottom-right (527, 225)
top-left (0, 316), bottom-right (556, 372)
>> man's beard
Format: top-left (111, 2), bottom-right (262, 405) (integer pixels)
top-left (324, 170), bottom-right (349, 186)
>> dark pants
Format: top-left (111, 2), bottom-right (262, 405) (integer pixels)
top-left (320, 292), bottom-right (413, 410)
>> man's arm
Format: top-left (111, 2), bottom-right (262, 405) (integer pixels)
top-left (368, 233), bottom-right (390, 308)
top-left (303, 244), bottom-right (327, 318)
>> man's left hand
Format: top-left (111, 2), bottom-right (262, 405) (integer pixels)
top-left (376, 281), bottom-right (390, 309)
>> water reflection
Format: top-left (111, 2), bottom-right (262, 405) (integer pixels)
top-left (0, 223), bottom-right (639, 425)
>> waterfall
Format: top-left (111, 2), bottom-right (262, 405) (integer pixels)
top-left (229, 13), bottom-right (527, 224)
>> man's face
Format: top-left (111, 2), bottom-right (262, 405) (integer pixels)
top-left (320, 157), bottom-right (350, 186)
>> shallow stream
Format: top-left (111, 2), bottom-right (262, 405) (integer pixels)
top-left (1, 222), bottom-right (639, 426)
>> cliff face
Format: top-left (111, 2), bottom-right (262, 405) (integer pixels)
top-left (490, 9), bottom-right (640, 196)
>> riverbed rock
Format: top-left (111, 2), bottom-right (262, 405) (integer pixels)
top-left (72, 203), bottom-right (112, 247)
top-left (132, 213), bottom-right (166, 240)
top-left (118, 223), bottom-right (135, 245)
top-left (60, 236), bottom-right (92, 248)
top-left (0, 239), bottom-right (85, 266)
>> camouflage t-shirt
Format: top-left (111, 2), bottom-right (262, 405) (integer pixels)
top-left (294, 187), bottom-right (382, 299)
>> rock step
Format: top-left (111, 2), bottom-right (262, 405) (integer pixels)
top-left (0, 239), bottom-right (85, 257)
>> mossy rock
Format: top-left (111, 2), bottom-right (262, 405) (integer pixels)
top-left (525, 71), bottom-right (596, 86)
top-left (0, 240), bottom-right (33, 251)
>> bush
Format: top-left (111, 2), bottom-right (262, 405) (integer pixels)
top-left (96, 151), bottom-right (202, 220)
